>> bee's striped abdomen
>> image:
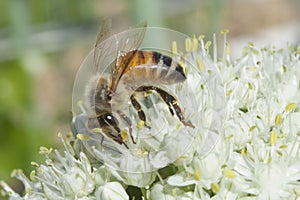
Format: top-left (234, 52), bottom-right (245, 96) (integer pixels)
top-left (121, 50), bottom-right (186, 85)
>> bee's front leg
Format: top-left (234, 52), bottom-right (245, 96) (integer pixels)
top-left (130, 94), bottom-right (151, 129)
top-left (108, 132), bottom-right (129, 149)
top-left (117, 110), bottom-right (136, 144)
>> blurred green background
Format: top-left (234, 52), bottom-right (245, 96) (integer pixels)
top-left (0, 0), bottom-right (299, 197)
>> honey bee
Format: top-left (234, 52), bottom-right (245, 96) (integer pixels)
top-left (84, 20), bottom-right (194, 149)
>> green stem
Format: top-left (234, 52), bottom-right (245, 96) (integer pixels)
top-left (141, 187), bottom-right (148, 200)
top-left (156, 170), bottom-right (165, 185)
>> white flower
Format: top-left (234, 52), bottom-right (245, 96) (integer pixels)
top-left (167, 136), bottom-right (231, 194)
top-left (95, 182), bottom-right (128, 200)
top-left (70, 28), bottom-right (224, 189)
top-left (149, 183), bottom-right (194, 200)
top-left (232, 146), bottom-right (300, 199)
top-left (2, 27), bottom-right (300, 200)
top-left (1, 134), bottom-right (100, 200)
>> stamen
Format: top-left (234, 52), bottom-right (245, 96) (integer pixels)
top-left (293, 187), bottom-right (299, 196)
top-left (39, 147), bottom-right (52, 155)
top-left (137, 149), bottom-right (143, 156)
top-left (194, 169), bottom-right (201, 181)
top-left (172, 188), bottom-right (177, 197)
top-left (249, 126), bottom-right (256, 131)
top-left (241, 147), bottom-right (247, 156)
top-left (205, 41), bottom-right (212, 51)
top-left (92, 128), bottom-right (102, 133)
top-left (275, 114), bottom-right (283, 125)
top-left (296, 44), bottom-right (300, 54)
top-left (137, 120), bottom-right (145, 130)
top-left (225, 42), bottom-right (230, 56)
top-left (198, 34), bottom-right (205, 41)
top-left (248, 82), bottom-right (253, 90)
top-left (196, 57), bottom-right (204, 71)
top-left (185, 38), bottom-right (192, 52)
top-left (191, 37), bottom-right (198, 51)
top-left (211, 183), bottom-right (220, 194)
top-left (270, 130), bottom-right (278, 145)
top-left (221, 29), bottom-right (229, 34)
top-left (176, 123), bottom-right (181, 130)
top-left (144, 90), bottom-right (152, 97)
top-left (226, 89), bottom-right (232, 96)
top-left (77, 100), bottom-right (86, 113)
top-left (171, 41), bottom-right (178, 55)
top-left (224, 169), bottom-right (236, 178)
top-left (179, 61), bottom-right (187, 74)
top-left (77, 134), bottom-right (91, 141)
top-left (121, 129), bottom-right (127, 141)
top-left (288, 44), bottom-right (295, 52)
top-left (30, 162), bottom-right (39, 168)
top-left (29, 171), bottom-right (36, 181)
top-left (285, 103), bottom-right (296, 111)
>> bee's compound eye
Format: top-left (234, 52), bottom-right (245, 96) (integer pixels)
top-left (98, 113), bottom-right (118, 126)
top-left (98, 113), bottom-right (121, 133)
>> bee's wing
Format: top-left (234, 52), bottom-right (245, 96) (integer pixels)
top-left (92, 20), bottom-right (147, 79)
top-left (110, 22), bottom-right (147, 91)
top-left (93, 18), bottom-right (112, 73)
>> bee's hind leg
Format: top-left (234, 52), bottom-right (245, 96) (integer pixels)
top-left (156, 88), bottom-right (194, 128)
top-left (137, 86), bottom-right (194, 128)
top-left (130, 94), bottom-right (151, 129)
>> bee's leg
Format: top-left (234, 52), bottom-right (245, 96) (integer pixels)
top-left (109, 133), bottom-right (129, 149)
top-left (104, 118), bottom-right (130, 149)
top-left (137, 86), bottom-right (194, 128)
top-left (117, 110), bottom-right (136, 144)
top-left (156, 88), bottom-right (195, 128)
top-left (130, 94), bottom-right (151, 129)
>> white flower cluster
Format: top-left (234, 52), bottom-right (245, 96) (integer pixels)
top-left (1, 32), bottom-right (300, 200)
top-left (1, 134), bottom-right (130, 200)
